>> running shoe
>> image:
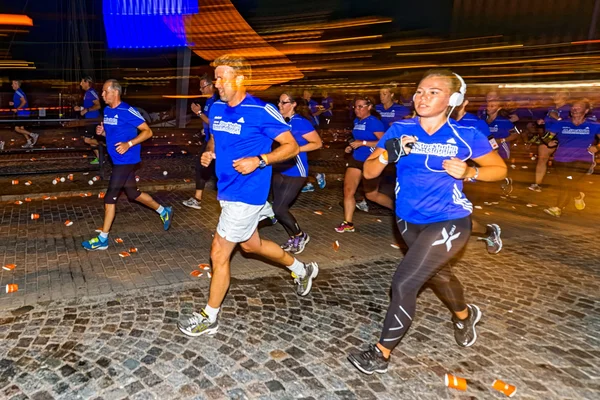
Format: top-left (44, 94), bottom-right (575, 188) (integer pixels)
top-left (29, 133), bottom-right (39, 145)
top-left (479, 224), bottom-right (502, 254)
top-left (82, 235), bottom-right (109, 251)
top-left (501, 177), bottom-right (513, 195)
top-left (316, 173), bottom-right (326, 189)
top-left (335, 221), bottom-right (355, 233)
top-left (182, 197), bottom-right (202, 210)
top-left (574, 192), bottom-right (586, 210)
top-left (292, 232), bottom-right (310, 255)
top-left (452, 304), bottom-right (482, 347)
top-left (161, 206), bottom-right (174, 230)
top-left (291, 261), bottom-right (319, 296)
top-left (301, 182), bottom-right (315, 193)
top-left (528, 183), bottom-right (542, 192)
top-left (89, 158), bottom-right (99, 165)
top-left (281, 236), bottom-right (295, 252)
top-left (177, 309), bottom-right (219, 337)
top-left (356, 199), bottom-right (369, 213)
top-left (544, 206), bottom-right (561, 217)
top-left (21, 140), bottom-right (33, 149)
top-left (347, 344), bottom-right (389, 375)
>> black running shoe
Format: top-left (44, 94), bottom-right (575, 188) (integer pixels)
top-left (347, 344), bottom-right (389, 375)
top-left (452, 304), bottom-right (482, 347)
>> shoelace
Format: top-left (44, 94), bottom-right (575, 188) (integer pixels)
top-left (359, 345), bottom-right (380, 361)
top-left (186, 312), bottom-right (206, 328)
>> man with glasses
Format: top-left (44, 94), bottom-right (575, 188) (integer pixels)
top-left (177, 55), bottom-right (319, 338)
top-left (183, 74), bottom-right (220, 209)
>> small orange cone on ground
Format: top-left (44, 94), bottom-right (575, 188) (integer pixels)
top-left (198, 264), bottom-right (210, 270)
top-left (3, 264), bottom-right (16, 271)
top-left (190, 270), bottom-right (203, 277)
top-left (115, 238), bottom-right (123, 244)
top-left (119, 251), bottom-right (130, 258)
top-left (6, 284), bottom-right (18, 293)
top-left (445, 373), bottom-right (467, 391)
top-left (129, 248), bottom-right (138, 253)
top-left (31, 213), bottom-right (40, 220)
top-left (492, 380), bottom-right (517, 397)
top-left (64, 220), bottom-right (73, 227)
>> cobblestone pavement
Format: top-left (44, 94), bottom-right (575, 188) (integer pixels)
top-left (0, 171), bottom-right (599, 398)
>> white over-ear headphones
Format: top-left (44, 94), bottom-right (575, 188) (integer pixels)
top-left (413, 73), bottom-right (467, 107)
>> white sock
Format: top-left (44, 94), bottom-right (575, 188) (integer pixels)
top-left (203, 305), bottom-right (219, 323)
top-left (99, 231), bottom-right (109, 240)
top-left (156, 205), bottom-right (165, 215)
top-left (287, 258), bottom-right (306, 277)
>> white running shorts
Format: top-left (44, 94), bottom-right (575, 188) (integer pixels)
top-left (216, 200), bottom-right (274, 243)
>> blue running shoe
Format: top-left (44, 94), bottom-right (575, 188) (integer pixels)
top-left (316, 173), bottom-right (326, 189)
top-left (301, 183), bottom-right (315, 193)
top-left (82, 235), bottom-right (108, 251)
top-left (161, 206), bottom-right (173, 231)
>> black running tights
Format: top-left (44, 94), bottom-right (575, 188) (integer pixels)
top-left (379, 216), bottom-right (471, 350)
top-left (271, 173), bottom-right (306, 236)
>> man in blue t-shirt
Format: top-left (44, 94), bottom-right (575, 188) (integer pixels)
top-left (177, 54), bottom-right (319, 339)
top-left (81, 79), bottom-right (173, 251)
top-left (73, 76), bottom-right (102, 164)
top-left (303, 89), bottom-right (320, 128)
top-left (9, 80), bottom-right (39, 148)
top-left (184, 73), bottom-right (219, 210)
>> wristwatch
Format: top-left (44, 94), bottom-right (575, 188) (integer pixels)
top-left (197, 110), bottom-right (202, 116)
top-left (257, 155), bottom-right (268, 169)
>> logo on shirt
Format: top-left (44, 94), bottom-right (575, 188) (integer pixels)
top-left (237, 117), bottom-right (245, 123)
top-left (104, 115), bottom-right (119, 125)
top-left (411, 142), bottom-right (459, 158)
top-left (354, 123), bottom-right (366, 131)
top-left (562, 127), bottom-right (590, 135)
top-left (446, 138), bottom-right (457, 144)
top-left (380, 111), bottom-right (395, 118)
top-left (213, 120), bottom-right (242, 135)
top-left (489, 125), bottom-right (499, 133)
top-left (432, 225), bottom-right (461, 252)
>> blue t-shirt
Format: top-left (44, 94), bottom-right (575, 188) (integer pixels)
top-left (103, 102), bottom-right (145, 165)
top-left (352, 115), bottom-right (385, 162)
top-left (275, 115), bottom-right (314, 178)
top-left (307, 99), bottom-right (319, 127)
top-left (547, 104), bottom-right (571, 120)
top-left (377, 118), bottom-right (492, 224)
top-left (209, 94), bottom-right (290, 205)
top-left (321, 96), bottom-right (333, 117)
top-left (83, 88), bottom-right (100, 119)
top-left (546, 119), bottom-right (600, 163)
top-left (458, 112), bottom-right (490, 136)
top-left (13, 89), bottom-right (30, 117)
top-left (376, 103), bottom-right (411, 129)
top-left (203, 93), bottom-right (218, 139)
top-left (486, 116), bottom-right (514, 160)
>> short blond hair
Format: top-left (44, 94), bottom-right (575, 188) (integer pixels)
top-left (212, 54), bottom-right (252, 82)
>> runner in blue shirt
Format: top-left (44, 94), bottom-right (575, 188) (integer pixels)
top-left (73, 76), bottom-right (102, 164)
top-left (529, 91), bottom-right (571, 192)
top-left (376, 84), bottom-right (411, 129)
top-left (9, 80), bottom-right (39, 148)
top-left (335, 96), bottom-right (393, 233)
top-left (177, 55), bottom-right (319, 339)
top-left (184, 73), bottom-right (219, 210)
top-left (484, 92), bottom-right (519, 195)
top-left (273, 92), bottom-right (322, 254)
top-left (320, 90), bottom-right (334, 128)
top-left (303, 89), bottom-right (320, 128)
top-left (347, 69), bottom-right (506, 375)
top-left (543, 99), bottom-right (600, 217)
top-left (453, 99), bottom-right (502, 255)
top-left (81, 79), bottom-right (173, 251)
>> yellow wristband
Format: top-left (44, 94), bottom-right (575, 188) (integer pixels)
top-left (261, 154), bottom-right (269, 165)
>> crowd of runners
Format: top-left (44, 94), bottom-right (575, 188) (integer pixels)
top-left (5, 54), bottom-right (600, 376)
